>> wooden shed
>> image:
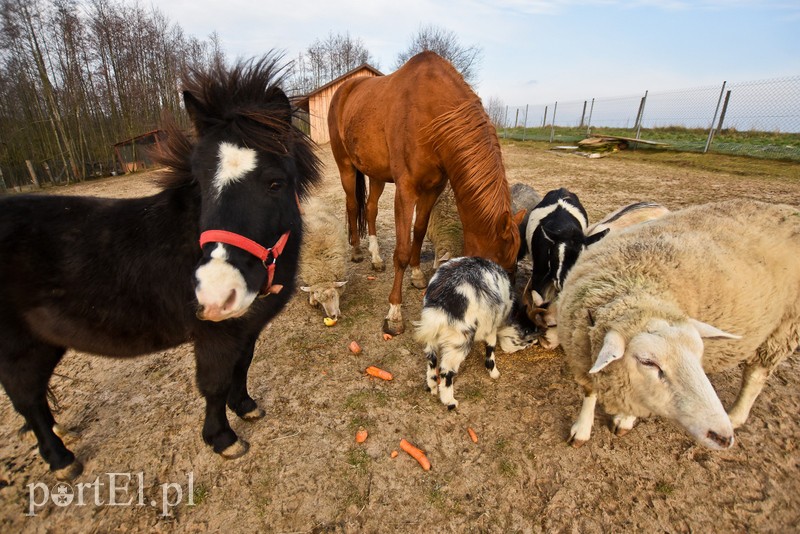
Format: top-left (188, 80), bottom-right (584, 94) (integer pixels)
top-left (112, 130), bottom-right (166, 173)
top-left (295, 64), bottom-right (383, 144)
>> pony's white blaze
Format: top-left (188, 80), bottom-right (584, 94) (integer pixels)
top-left (214, 142), bottom-right (257, 194)
top-left (195, 243), bottom-right (258, 321)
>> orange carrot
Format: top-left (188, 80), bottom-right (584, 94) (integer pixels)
top-left (400, 439), bottom-right (431, 471)
top-left (348, 341), bottom-right (362, 354)
top-left (382, 333), bottom-right (393, 341)
top-left (366, 366), bottom-right (393, 381)
top-left (467, 427), bottom-right (478, 443)
top-left (355, 428), bottom-right (368, 443)
top-left (390, 450), bottom-right (399, 458)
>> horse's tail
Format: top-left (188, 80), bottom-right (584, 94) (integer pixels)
top-left (355, 167), bottom-right (367, 239)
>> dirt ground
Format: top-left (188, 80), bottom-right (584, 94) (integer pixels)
top-left (2, 141), bottom-right (800, 533)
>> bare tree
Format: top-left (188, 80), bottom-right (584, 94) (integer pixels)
top-left (485, 95), bottom-right (507, 128)
top-left (394, 24), bottom-right (482, 85)
top-left (288, 31), bottom-right (378, 96)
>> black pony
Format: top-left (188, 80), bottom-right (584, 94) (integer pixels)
top-left (0, 55), bottom-right (320, 480)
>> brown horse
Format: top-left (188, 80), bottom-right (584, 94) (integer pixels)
top-left (328, 51), bottom-right (525, 334)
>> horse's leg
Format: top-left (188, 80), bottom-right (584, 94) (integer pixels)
top-left (366, 177), bottom-right (386, 272)
top-left (0, 340), bottom-right (81, 480)
top-left (226, 331), bottom-right (265, 421)
top-left (194, 336), bottom-right (249, 459)
top-left (339, 163), bottom-right (364, 263)
top-left (408, 189), bottom-right (441, 289)
top-left (383, 184), bottom-right (418, 336)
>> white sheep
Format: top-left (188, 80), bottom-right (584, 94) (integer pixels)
top-left (298, 197), bottom-right (349, 320)
top-left (535, 201), bottom-right (670, 350)
top-left (414, 256), bottom-right (537, 409)
top-left (558, 199), bottom-right (800, 449)
top-left (426, 184), bottom-right (463, 270)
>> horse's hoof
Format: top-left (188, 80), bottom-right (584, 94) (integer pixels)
top-left (411, 277), bottom-right (427, 289)
top-left (220, 439), bottom-right (250, 459)
top-left (371, 261), bottom-right (385, 272)
top-left (382, 318), bottom-right (404, 336)
top-left (568, 435), bottom-right (587, 448)
top-left (54, 460), bottom-right (83, 481)
top-left (241, 408), bottom-right (266, 421)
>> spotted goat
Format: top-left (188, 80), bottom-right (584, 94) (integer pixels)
top-left (414, 256), bottom-right (537, 409)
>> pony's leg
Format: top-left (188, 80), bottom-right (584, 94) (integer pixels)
top-left (408, 190), bottom-right (441, 289)
top-left (383, 185), bottom-right (418, 335)
top-left (195, 337), bottom-right (249, 459)
top-left (366, 178), bottom-right (386, 272)
top-left (226, 332), bottom-right (265, 421)
top-left (339, 164), bottom-right (364, 262)
top-left (0, 341), bottom-right (81, 480)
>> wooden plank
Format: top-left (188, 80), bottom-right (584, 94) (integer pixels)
top-left (587, 134), bottom-right (669, 146)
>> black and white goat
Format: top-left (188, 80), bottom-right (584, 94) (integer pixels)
top-left (414, 256), bottom-right (537, 409)
top-left (523, 188), bottom-right (605, 310)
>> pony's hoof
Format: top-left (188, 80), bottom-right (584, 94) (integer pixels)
top-left (371, 260), bottom-right (385, 272)
top-left (54, 460), bottom-right (83, 481)
top-left (411, 277), bottom-right (427, 289)
top-left (241, 408), bottom-right (266, 421)
top-left (382, 318), bottom-right (404, 336)
top-left (568, 434), bottom-right (587, 448)
top-left (53, 424), bottom-right (79, 442)
top-left (220, 439), bottom-right (250, 460)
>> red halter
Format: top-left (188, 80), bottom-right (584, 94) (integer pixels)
top-left (199, 229), bottom-right (291, 296)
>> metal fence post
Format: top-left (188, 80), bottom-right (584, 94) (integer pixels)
top-left (522, 104), bottom-right (529, 141)
top-left (542, 106), bottom-right (548, 128)
top-left (549, 101), bottom-right (558, 143)
top-left (503, 105), bottom-right (509, 139)
top-left (586, 98), bottom-right (595, 135)
top-left (704, 81), bottom-right (727, 153)
top-left (716, 90), bottom-right (732, 132)
top-left (635, 90), bottom-right (648, 141)
top-left (579, 100), bottom-right (587, 129)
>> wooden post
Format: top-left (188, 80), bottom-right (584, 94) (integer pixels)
top-left (43, 162), bottom-right (55, 184)
top-left (26, 160), bottom-right (40, 188)
top-left (0, 167), bottom-right (7, 193)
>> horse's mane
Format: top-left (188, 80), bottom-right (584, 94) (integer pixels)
top-left (153, 54), bottom-right (321, 196)
top-left (423, 97), bottom-right (511, 228)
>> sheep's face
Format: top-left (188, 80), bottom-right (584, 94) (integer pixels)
top-left (300, 282), bottom-right (346, 320)
top-left (590, 318), bottom-right (740, 450)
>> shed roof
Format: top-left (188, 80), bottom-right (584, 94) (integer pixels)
top-left (294, 63), bottom-right (383, 109)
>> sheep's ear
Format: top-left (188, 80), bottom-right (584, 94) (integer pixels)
top-left (688, 318), bottom-right (741, 340)
top-left (334, 281), bottom-right (347, 288)
top-left (589, 330), bottom-right (626, 374)
top-left (299, 286), bottom-right (311, 292)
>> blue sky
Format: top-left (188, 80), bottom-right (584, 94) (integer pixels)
top-left (153, 0), bottom-right (800, 106)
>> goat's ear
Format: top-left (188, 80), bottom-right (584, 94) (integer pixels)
top-left (688, 318), bottom-right (741, 340)
top-left (589, 330), bottom-right (626, 374)
top-left (584, 229), bottom-right (609, 247)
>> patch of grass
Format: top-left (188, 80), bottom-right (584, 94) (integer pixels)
top-left (461, 385), bottom-right (484, 402)
top-left (498, 459), bottom-right (518, 478)
top-left (346, 448), bottom-right (370, 474)
top-left (655, 480), bottom-right (675, 496)
top-left (190, 483), bottom-right (209, 507)
top-left (344, 390), bottom-right (388, 412)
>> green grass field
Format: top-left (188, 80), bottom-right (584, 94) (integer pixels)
top-left (500, 125), bottom-right (800, 161)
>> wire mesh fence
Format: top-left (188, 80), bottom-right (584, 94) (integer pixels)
top-left (499, 76), bottom-right (800, 161)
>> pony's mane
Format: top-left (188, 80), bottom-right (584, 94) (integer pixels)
top-left (423, 98), bottom-right (511, 228)
top-left (153, 54), bottom-right (321, 196)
